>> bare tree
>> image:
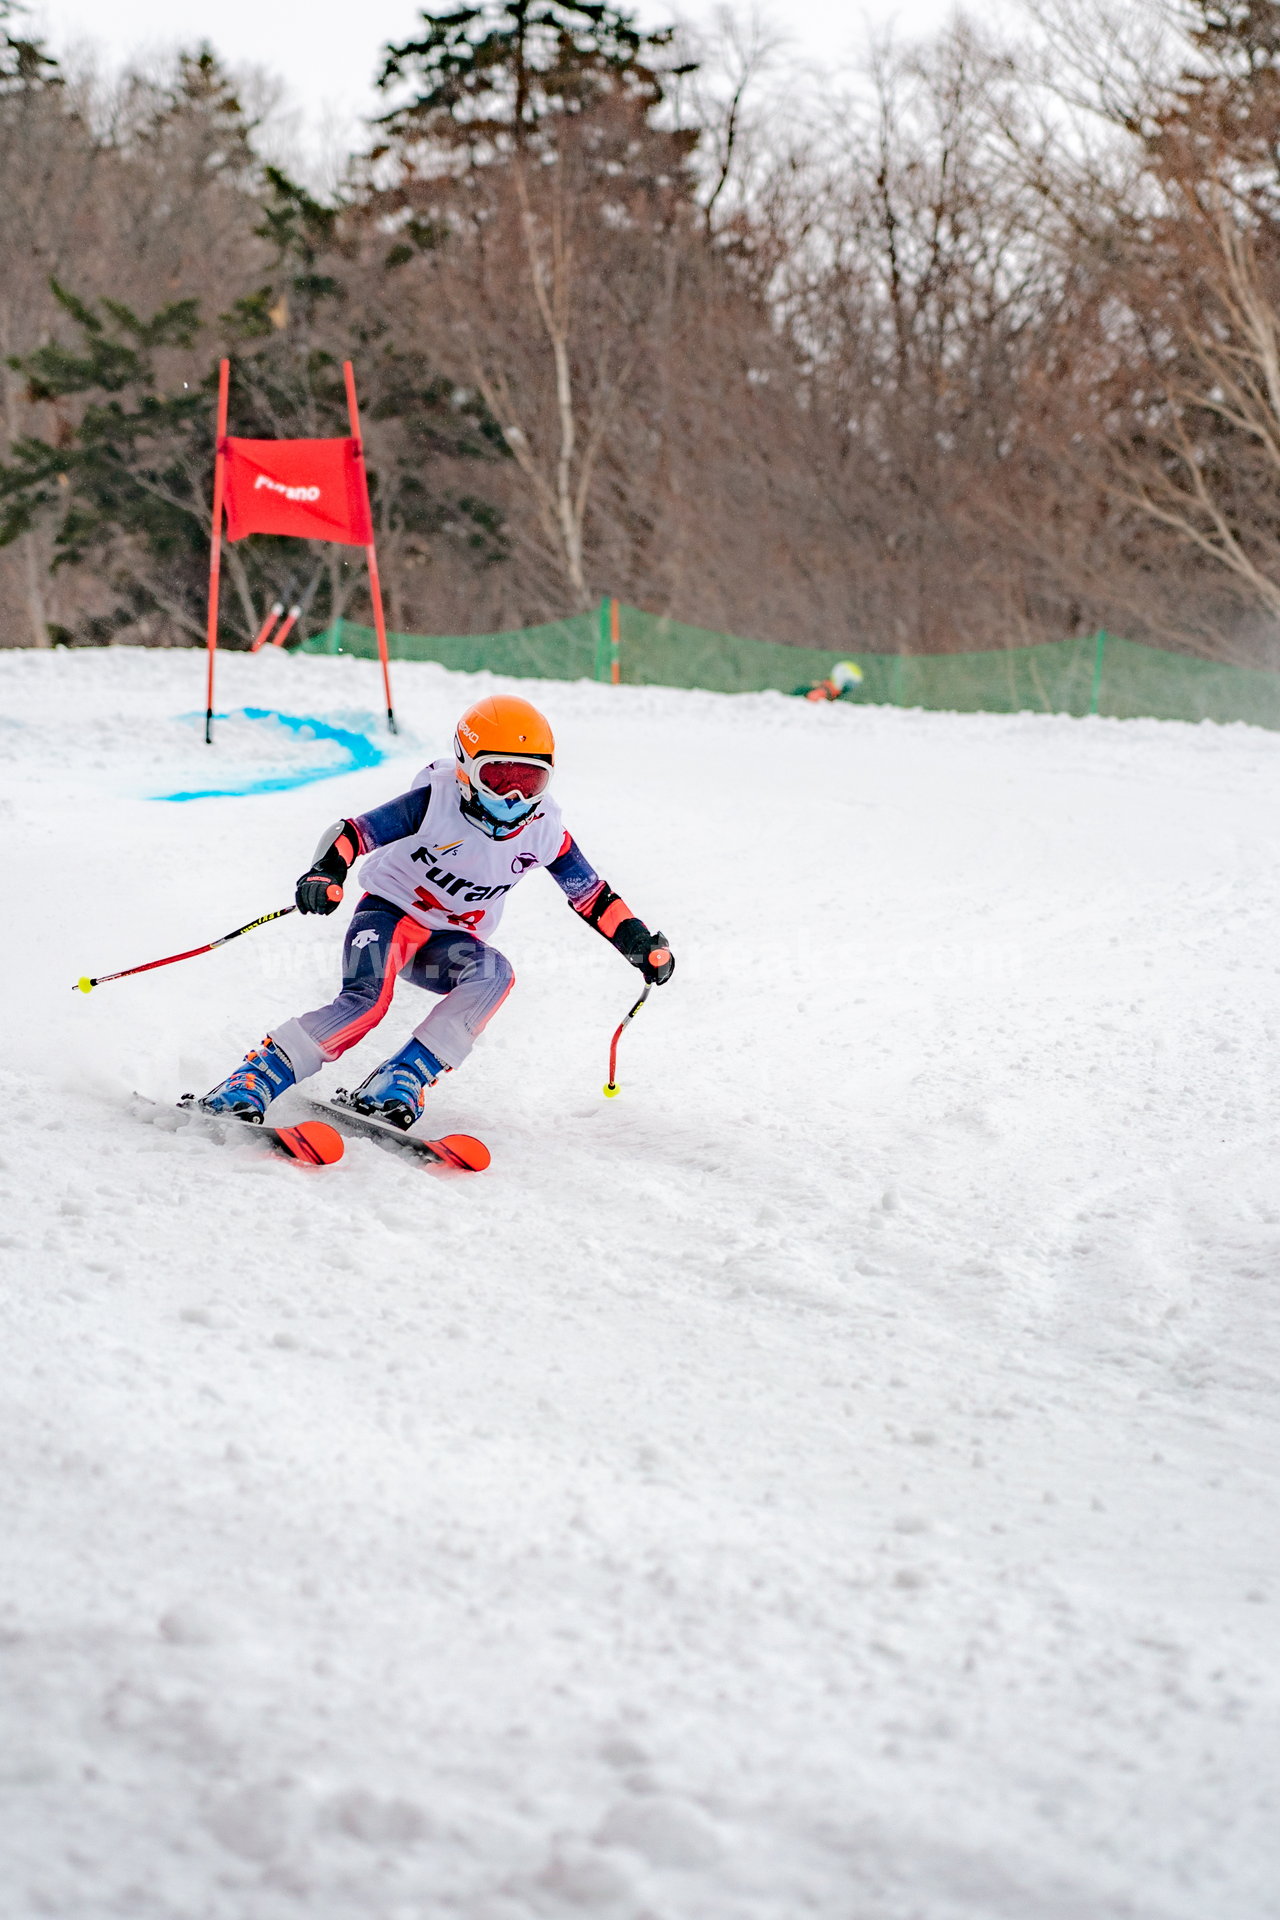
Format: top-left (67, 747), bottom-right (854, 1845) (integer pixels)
top-left (0, 23), bottom-right (98, 644)
top-left (1007, 0), bottom-right (1280, 661)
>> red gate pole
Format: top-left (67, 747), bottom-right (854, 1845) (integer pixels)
top-left (249, 601), bottom-right (284, 653)
top-left (204, 358), bottom-right (231, 744)
top-left (343, 360), bottom-right (397, 734)
top-left (271, 604), bottom-right (302, 648)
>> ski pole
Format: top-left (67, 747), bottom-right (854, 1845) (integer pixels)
top-left (602, 937), bottom-right (670, 1097)
top-left (74, 905), bottom-right (297, 994)
top-left (603, 982), bottom-right (650, 1096)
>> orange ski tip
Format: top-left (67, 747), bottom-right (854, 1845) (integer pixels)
top-left (432, 1132), bottom-right (491, 1172)
top-left (277, 1121), bottom-right (345, 1165)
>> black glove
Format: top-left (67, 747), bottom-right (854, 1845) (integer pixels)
top-left (295, 871), bottom-right (345, 915)
top-left (614, 918), bottom-right (675, 985)
top-left (295, 820), bottom-right (357, 915)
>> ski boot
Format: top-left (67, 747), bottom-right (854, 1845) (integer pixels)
top-left (346, 1037), bottom-right (444, 1132)
top-left (200, 1035), bottom-right (296, 1122)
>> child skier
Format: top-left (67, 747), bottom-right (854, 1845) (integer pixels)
top-left (201, 695), bottom-right (675, 1129)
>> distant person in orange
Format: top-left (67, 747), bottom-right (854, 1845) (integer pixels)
top-left (796, 659), bottom-right (864, 703)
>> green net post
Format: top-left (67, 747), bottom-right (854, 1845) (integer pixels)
top-left (595, 597), bottom-right (611, 682)
top-left (1089, 630), bottom-right (1107, 715)
top-left (594, 596), bottom-right (622, 681)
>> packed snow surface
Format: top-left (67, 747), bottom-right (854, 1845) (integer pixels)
top-left (2, 646), bottom-right (1278, 1920)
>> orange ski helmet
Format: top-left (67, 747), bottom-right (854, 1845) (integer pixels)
top-left (454, 695), bottom-right (555, 838)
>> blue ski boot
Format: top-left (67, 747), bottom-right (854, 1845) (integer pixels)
top-left (348, 1037), bottom-right (444, 1131)
top-left (200, 1035), bottom-right (296, 1122)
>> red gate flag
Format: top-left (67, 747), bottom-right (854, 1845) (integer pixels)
top-left (203, 359), bottom-right (396, 743)
top-left (222, 437), bottom-right (372, 545)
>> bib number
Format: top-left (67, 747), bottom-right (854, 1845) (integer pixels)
top-left (413, 885), bottom-right (486, 930)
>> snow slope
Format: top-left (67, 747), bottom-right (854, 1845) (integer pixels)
top-left (1, 645), bottom-right (1278, 1920)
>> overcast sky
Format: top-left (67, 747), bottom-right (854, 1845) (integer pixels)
top-left (29, 0), bottom-right (970, 169)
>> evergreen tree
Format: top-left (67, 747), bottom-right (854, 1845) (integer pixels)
top-left (364, 3), bottom-right (698, 609)
top-left (376, 0), bottom-right (687, 158)
top-left (0, 0), bottom-right (60, 94)
top-left (0, 161), bottom-right (510, 646)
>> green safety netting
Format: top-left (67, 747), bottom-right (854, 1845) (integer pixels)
top-left (300, 603), bottom-right (1280, 730)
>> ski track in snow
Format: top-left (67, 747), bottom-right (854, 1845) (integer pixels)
top-left (1, 646), bottom-right (1278, 1919)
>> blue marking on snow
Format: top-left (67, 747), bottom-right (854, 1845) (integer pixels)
top-left (155, 707), bottom-right (387, 802)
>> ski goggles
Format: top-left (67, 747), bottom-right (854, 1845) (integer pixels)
top-left (473, 754), bottom-right (552, 802)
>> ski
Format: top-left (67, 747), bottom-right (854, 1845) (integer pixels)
top-left (135, 1094), bottom-right (345, 1167)
top-left (301, 1094), bottom-right (491, 1172)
